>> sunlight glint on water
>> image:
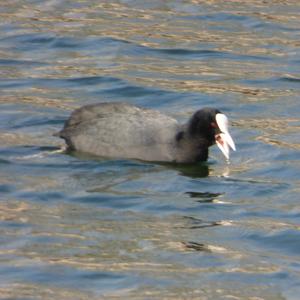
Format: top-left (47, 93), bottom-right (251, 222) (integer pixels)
top-left (0, 1), bottom-right (300, 299)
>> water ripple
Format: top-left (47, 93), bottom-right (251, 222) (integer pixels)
top-left (1, 0), bottom-right (300, 299)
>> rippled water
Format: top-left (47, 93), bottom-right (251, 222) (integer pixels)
top-left (1, 1), bottom-right (300, 299)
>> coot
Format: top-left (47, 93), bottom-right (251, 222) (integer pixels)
top-left (56, 102), bottom-right (235, 163)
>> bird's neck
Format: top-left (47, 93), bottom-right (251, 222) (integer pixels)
top-left (174, 127), bottom-right (209, 162)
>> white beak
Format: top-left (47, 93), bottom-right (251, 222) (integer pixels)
top-left (215, 113), bottom-right (236, 160)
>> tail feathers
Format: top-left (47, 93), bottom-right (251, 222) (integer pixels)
top-left (53, 130), bottom-right (75, 150)
top-left (53, 129), bottom-right (67, 138)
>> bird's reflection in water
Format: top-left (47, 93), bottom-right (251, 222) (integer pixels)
top-left (182, 241), bottom-right (210, 252)
top-left (185, 191), bottom-right (223, 203)
top-left (165, 159), bottom-right (233, 179)
top-left (181, 216), bottom-right (223, 229)
top-left (164, 161), bottom-right (210, 178)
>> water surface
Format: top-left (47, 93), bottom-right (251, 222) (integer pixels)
top-left (1, 1), bottom-right (300, 299)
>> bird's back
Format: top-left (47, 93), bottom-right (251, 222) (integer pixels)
top-left (57, 102), bottom-right (179, 161)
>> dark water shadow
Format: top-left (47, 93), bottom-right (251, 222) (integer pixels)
top-left (182, 241), bottom-right (212, 252)
top-left (181, 216), bottom-right (222, 229)
top-left (161, 161), bottom-right (210, 178)
top-left (185, 191), bottom-right (223, 203)
top-left (64, 149), bottom-right (211, 179)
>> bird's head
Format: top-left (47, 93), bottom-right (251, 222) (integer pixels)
top-left (188, 108), bottom-right (236, 160)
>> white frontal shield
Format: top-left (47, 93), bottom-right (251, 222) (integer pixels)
top-left (215, 113), bottom-right (236, 160)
